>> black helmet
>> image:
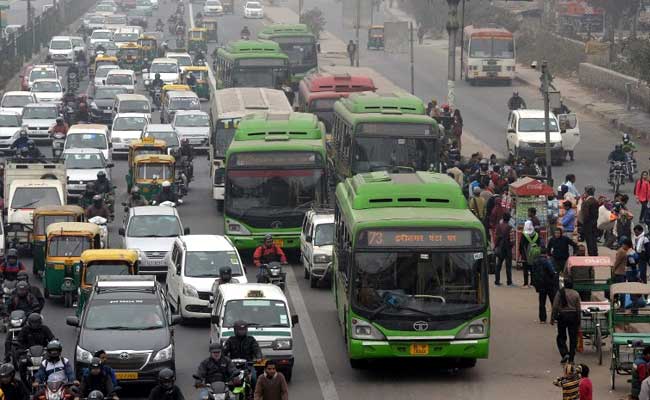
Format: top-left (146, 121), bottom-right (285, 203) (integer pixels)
top-left (234, 320), bottom-right (248, 337)
top-left (27, 140), bottom-right (35, 149)
top-left (0, 363), bottom-right (15, 379)
top-left (219, 266), bottom-right (232, 279)
top-left (264, 233), bottom-right (273, 242)
top-left (46, 340), bottom-right (62, 359)
top-left (93, 194), bottom-right (103, 205)
top-left (27, 313), bottom-right (42, 329)
top-left (158, 368), bottom-right (175, 389)
top-left (97, 171), bottom-right (106, 179)
top-left (209, 342), bottom-right (222, 353)
top-left (88, 390), bottom-right (104, 400)
top-left (16, 271), bottom-right (29, 282)
top-left (90, 357), bottom-right (102, 369)
top-left (155, 73), bottom-right (161, 79)
top-left (56, 117), bottom-right (64, 124)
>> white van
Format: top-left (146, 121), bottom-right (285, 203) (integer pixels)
top-left (64, 124), bottom-right (111, 162)
top-left (104, 69), bottom-right (136, 93)
top-left (506, 109), bottom-right (564, 165)
top-left (300, 209), bottom-right (334, 288)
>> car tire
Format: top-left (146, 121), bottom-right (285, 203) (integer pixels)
top-left (309, 274), bottom-right (318, 289)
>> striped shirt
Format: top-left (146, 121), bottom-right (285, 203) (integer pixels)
top-left (555, 374), bottom-right (580, 400)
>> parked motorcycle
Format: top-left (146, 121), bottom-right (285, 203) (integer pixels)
top-left (256, 262), bottom-right (286, 291)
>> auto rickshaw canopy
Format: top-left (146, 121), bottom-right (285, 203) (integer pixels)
top-left (46, 222), bottom-right (102, 237)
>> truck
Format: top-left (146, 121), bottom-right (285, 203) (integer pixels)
top-left (3, 161), bottom-right (67, 251)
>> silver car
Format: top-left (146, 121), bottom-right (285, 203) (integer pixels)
top-left (21, 103), bottom-right (60, 139)
top-left (171, 111), bottom-right (210, 150)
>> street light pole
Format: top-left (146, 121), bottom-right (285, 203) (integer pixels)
top-left (446, 0), bottom-right (460, 108)
top-left (459, 0), bottom-right (466, 80)
top-left (355, 0), bottom-right (361, 67)
top-left (410, 21), bottom-right (414, 94)
top-left (540, 60), bottom-right (556, 184)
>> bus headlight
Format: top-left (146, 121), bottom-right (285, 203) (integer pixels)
top-left (225, 220), bottom-right (251, 235)
top-left (350, 318), bottom-right (386, 340)
top-left (455, 318), bottom-right (489, 339)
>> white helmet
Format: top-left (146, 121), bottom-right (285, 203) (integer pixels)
top-left (162, 180), bottom-right (171, 188)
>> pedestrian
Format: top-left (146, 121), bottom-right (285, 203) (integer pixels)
top-left (528, 207), bottom-right (541, 231)
top-left (494, 213), bottom-right (514, 286)
top-left (346, 40), bottom-right (357, 66)
top-left (548, 227), bottom-right (579, 274)
top-left (451, 109), bottom-right (463, 152)
top-left (553, 362), bottom-right (580, 400)
top-left (579, 185), bottom-right (599, 256)
top-left (613, 238), bottom-right (631, 283)
top-left (634, 224), bottom-right (650, 283)
top-left (635, 171), bottom-right (650, 223)
top-left (564, 174), bottom-right (580, 197)
top-left (633, 347), bottom-right (650, 400)
top-left (560, 201), bottom-right (576, 234)
top-left (577, 364), bottom-right (592, 400)
top-left (626, 241), bottom-right (641, 283)
top-left (532, 247), bottom-right (558, 324)
top-left (519, 220), bottom-right (541, 288)
top-left (551, 279), bottom-right (581, 364)
top-left (468, 187), bottom-right (486, 222)
top-left (254, 360), bottom-right (288, 400)
top-left (426, 99), bottom-right (437, 117)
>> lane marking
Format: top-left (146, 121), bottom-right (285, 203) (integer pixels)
top-left (285, 265), bottom-right (340, 400)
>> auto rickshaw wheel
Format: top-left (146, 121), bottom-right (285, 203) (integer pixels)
top-left (44, 287), bottom-right (49, 298)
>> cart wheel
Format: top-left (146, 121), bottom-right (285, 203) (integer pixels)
top-left (595, 326), bottom-right (603, 366)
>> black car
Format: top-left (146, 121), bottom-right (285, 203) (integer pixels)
top-left (66, 275), bottom-right (180, 383)
top-left (87, 85), bottom-right (128, 123)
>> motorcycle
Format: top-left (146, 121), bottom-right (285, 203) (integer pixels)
top-left (18, 344), bottom-right (44, 386)
top-left (49, 130), bottom-right (66, 160)
top-left (193, 375), bottom-right (234, 400)
top-left (34, 380), bottom-right (77, 400)
top-left (66, 70), bottom-right (79, 92)
top-left (229, 359), bottom-right (254, 400)
top-left (4, 309), bottom-right (26, 362)
top-left (151, 87), bottom-right (162, 108)
top-left (610, 161), bottom-right (626, 194)
top-left (256, 262), bottom-right (286, 291)
top-left (89, 216), bottom-right (109, 248)
top-left (0, 279), bottom-right (17, 332)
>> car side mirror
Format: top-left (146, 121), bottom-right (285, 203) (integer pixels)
top-left (118, 227), bottom-right (125, 236)
top-left (184, 227), bottom-right (190, 235)
top-left (210, 315), bottom-right (219, 325)
top-left (507, 128), bottom-right (516, 133)
top-left (107, 163), bottom-right (114, 168)
top-left (170, 315), bottom-right (182, 325)
top-left (66, 316), bottom-right (80, 327)
top-left (305, 235), bottom-right (312, 243)
top-left (291, 314), bottom-right (299, 326)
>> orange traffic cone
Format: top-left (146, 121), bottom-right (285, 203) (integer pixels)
top-left (577, 329), bottom-right (584, 353)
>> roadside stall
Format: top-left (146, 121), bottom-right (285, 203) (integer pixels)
top-left (510, 177), bottom-right (554, 265)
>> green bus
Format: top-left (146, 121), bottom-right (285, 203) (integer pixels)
top-left (333, 171), bottom-right (489, 368)
top-left (329, 91), bottom-right (442, 186)
top-left (257, 24), bottom-right (318, 89)
top-left (213, 40), bottom-right (290, 90)
top-left (224, 112), bottom-right (328, 251)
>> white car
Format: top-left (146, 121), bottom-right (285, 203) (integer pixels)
top-left (143, 58), bottom-right (180, 87)
top-left (21, 103), bottom-right (60, 140)
top-left (142, 124), bottom-right (180, 154)
top-left (104, 69), bottom-right (136, 93)
top-left (300, 209), bottom-right (334, 288)
top-left (64, 124), bottom-right (111, 162)
top-left (94, 65), bottom-right (120, 87)
top-left (164, 52), bottom-right (193, 74)
top-left (243, 1), bottom-right (263, 18)
top-left (0, 111), bottom-right (23, 154)
top-left (1, 91), bottom-right (37, 115)
top-left (30, 79), bottom-right (64, 104)
top-left (111, 113), bottom-right (149, 154)
top-left (113, 27), bottom-right (142, 48)
top-left (86, 15), bottom-right (107, 31)
top-left (47, 36), bottom-right (75, 65)
top-left (63, 148), bottom-right (113, 199)
top-left (27, 65), bottom-right (59, 90)
top-left (506, 109), bottom-right (564, 165)
top-left (89, 29), bottom-right (113, 49)
top-left (165, 235), bottom-right (247, 319)
top-left (203, 0), bottom-right (223, 15)
top-left (172, 111), bottom-right (210, 150)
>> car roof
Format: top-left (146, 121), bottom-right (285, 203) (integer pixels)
top-left (107, 69), bottom-right (135, 75)
top-left (51, 36), bottom-right (72, 41)
top-left (179, 235), bottom-right (235, 252)
top-left (4, 91), bottom-right (34, 97)
top-left (168, 91), bottom-right (198, 98)
top-left (68, 124), bottom-right (110, 133)
top-left (129, 205), bottom-right (179, 216)
top-left (0, 110), bottom-right (20, 116)
top-left (166, 52), bottom-right (191, 57)
top-left (23, 103), bottom-right (58, 108)
top-left (310, 212), bottom-right (334, 224)
top-left (514, 109), bottom-right (556, 119)
top-left (115, 93), bottom-right (148, 101)
top-left (115, 113), bottom-right (149, 119)
top-left (31, 78), bottom-right (61, 84)
top-left (30, 65), bottom-right (57, 71)
top-left (63, 148), bottom-right (105, 155)
top-left (146, 124), bottom-right (174, 131)
top-left (219, 283), bottom-right (287, 302)
top-left (152, 58), bottom-right (178, 63)
top-left (174, 110), bottom-right (208, 117)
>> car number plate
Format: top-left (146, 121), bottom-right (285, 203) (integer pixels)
top-left (273, 239), bottom-right (284, 247)
top-left (103, 109), bottom-right (112, 114)
top-left (409, 344), bottom-right (429, 355)
top-left (115, 372), bottom-right (138, 380)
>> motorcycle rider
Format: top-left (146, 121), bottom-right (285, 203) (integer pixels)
top-left (218, 266), bottom-right (233, 285)
top-left (194, 342), bottom-right (236, 396)
top-left (16, 272), bottom-right (44, 311)
top-left (507, 91), bottom-right (527, 110)
top-left (253, 234), bottom-right (288, 277)
top-left (78, 357), bottom-right (115, 399)
top-left (148, 369), bottom-right (184, 400)
top-left (34, 340), bottom-right (76, 387)
top-left (151, 73), bottom-right (164, 96)
top-left (49, 117), bottom-right (69, 137)
top-left (24, 141), bottom-right (44, 162)
top-left (223, 321), bottom-right (262, 388)
top-left (193, 50), bottom-right (205, 66)
top-left (241, 26), bottom-right (250, 39)
top-left (0, 363), bottom-right (29, 400)
top-left (67, 62), bottom-right (80, 86)
top-left (94, 171), bottom-right (112, 195)
top-left (8, 282), bottom-right (41, 315)
top-left (80, 182), bottom-right (97, 209)
top-left (156, 18), bottom-right (165, 32)
top-left (127, 186), bottom-right (149, 207)
top-left (154, 181), bottom-right (181, 205)
top-left (185, 72), bottom-right (197, 88)
top-left (177, 138), bottom-right (193, 180)
top-left (0, 249), bottom-right (26, 281)
top-left (85, 195), bottom-right (111, 220)
top-left (15, 313), bottom-right (54, 364)
top-left (609, 144), bottom-right (627, 183)
top-left (10, 130), bottom-right (29, 153)
top-left (92, 351), bottom-right (117, 387)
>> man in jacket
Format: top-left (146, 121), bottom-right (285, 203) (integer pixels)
top-left (12, 313), bottom-right (53, 367)
top-left (551, 280), bottom-right (582, 363)
top-left (532, 248), bottom-right (559, 324)
top-left (254, 360), bottom-right (288, 400)
top-left (79, 357), bottom-right (114, 398)
top-left (613, 238), bottom-right (632, 283)
top-left (548, 228), bottom-right (579, 274)
top-left (223, 321), bottom-right (262, 387)
top-left (494, 213), bottom-right (513, 286)
top-left (0, 363), bottom-right (29, 400)
top-left (579, 185), bottom-right (600, 256)
top-left (194, 342), bottom-right (236, 392)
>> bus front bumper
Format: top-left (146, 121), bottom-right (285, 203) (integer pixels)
top-left (349, 337), bottom-right (489, 360)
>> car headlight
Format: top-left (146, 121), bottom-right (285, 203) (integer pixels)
top-left (225, 220), bottom-right (251, 235)
top-left (76, 346), bottom-right (93, 363)
top-left (313, 254), bottom-right (331, 263)
top-left (90, 102), bottom-right (98, 110)
top-left (183, 283), bottom-right (198, 298)
top-left (152, 344), bottom-right (173, 362)
top-left (350, 318), bottom-right (386, 340)
top-left (144, 79), bottom-right (151, 86)
top-left (455, 318), bottom-right (489, 339)
top-left (272, 339), bottom-right (292, 350)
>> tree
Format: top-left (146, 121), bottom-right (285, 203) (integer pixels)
top-left (628, 39), bottom-right (650, 84)
top-left (300, 8), bottom-right (326, 39)
top-left (588, 0), bottom-right (635, 47)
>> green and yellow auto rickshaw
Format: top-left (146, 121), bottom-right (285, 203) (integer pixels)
top-left (184, 66), bottom-right (209, 99)
top-left (43, 222), bottom-right (102, 308)
top-left (76, 249), bottom-right (138, 315)
top-left (137, 34), bottom-right (158, 64)
top-left (203, 18), bottom-right (218, 42)
top-left (117, 42), bottom-right (144, 71)
top-left (188, 28), bottom-right (208, 54)
top-left (131, 154), bottom-right (176, 201)
top-left (32, 206), bottom-right (86, 277)
top-left (126, 137), bottom-right (168, 192)
top-left (367, 25), bottom-right (384, 50)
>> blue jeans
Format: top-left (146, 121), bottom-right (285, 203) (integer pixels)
top-left (626, 269), bottom-right (639, 282)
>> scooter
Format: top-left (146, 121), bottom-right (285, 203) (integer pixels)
top-left (49, 130), bottom-right (66, 160)
top-left (257, 262), bottom-right (286, 291)
top-left (88, 216), bottom-right (109, 248)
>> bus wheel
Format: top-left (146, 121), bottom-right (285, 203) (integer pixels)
top-left (349, 358), bottom-right (367, 369)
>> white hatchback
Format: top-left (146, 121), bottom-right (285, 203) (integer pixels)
top-left (48, 36), bottom-right (75, 65)
top-left (30, 79), bottom-right (64, 104)
top-left (104, 69), bottom-right (137, 93)
top-left (111, 113), bottom-right (150, 154)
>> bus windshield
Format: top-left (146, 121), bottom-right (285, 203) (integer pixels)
top-left (352, 250), bottom-right (486, 318)
top-left (272, 38), bottom-right (317, 68)
top-left (233, 62), bottom-right (287, 88)
top-left (352, 135), bottom-right (437, 174)
top-left (469, 37), bottom-right (514, 59)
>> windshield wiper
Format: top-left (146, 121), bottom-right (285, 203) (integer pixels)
top-left (13, 199), bottom-right (41, 209)
top-left (93, 326), bottom-right (128, 330)
top-left (146, 233), bottom-right (179, 237)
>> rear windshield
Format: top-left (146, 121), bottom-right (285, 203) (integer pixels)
top-left (120, 100), bottom-right (150, 113)
top-left (11, 187), bottom-right (61, 209)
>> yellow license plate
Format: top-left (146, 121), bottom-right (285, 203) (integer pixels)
top-left (409, 344), bottom-right (429, 355)
top-left (115, 372), bottom-right (138, 380)
top-left (273, 239), bottom-right (284, 247)
top-left (53, 264), bottom-right (64, 270)
top-left (254, 359), bottom-right (266, 367)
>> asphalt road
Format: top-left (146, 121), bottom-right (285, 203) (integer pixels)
top-left (2, 0), bottom-right (641, 399)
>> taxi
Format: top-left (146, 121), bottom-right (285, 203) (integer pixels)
top-left (209, 283), bottom-right (299, 381)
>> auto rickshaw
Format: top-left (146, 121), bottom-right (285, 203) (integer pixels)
top-left (203, 18), bottom-right (218, 42)
top-left (126, 137), bottom-right (168, 192)
top-left (117, 43), bottom-right (144, 71)
top-left (91, 54), bottom-right (118, 78)
top-left (32, 206), bottom-right (86, 278)
top-left (43, 222), bottom-right (102, 308)
top-left (184, 66), bottom-right (209, 100)
top-left (76, 249), bottom-right (138, 315)
top-left (188, 28), bottom-right (208, 54)
top-left (138, 34), bottom-right (158, 63)
top-left (130, 154), bottom-right (177, 201)
top-left (367, 25), bottom-right (384, 50)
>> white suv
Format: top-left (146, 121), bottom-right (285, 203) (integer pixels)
top-left (165, 235), bottom-right (247, 320)
top-left (300, 209), bottom-right (334, 288)
top-left (506, 109), bottom-right (564, 166)
top-left (47, 36), bottom-right (75, 65)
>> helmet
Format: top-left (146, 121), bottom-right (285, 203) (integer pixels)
top-left (27, 140), bottom-right (35, 149)
top-left (0, 363), bottom-right (15, 379)
top-left (158, 368), bottom-right (175, 389)
top-left (90, 357), bottom-right (102, 369)
top-left (27, 313), bottom-right (42, 329)
top-left (264, 233), bottom-right (273, 241)
top-left (56, 117), bottom-right (63, 124)
top-left (97, 171), bottom-right (106, 179)
top-left (209, 342), bottom-right (222, 352)
top-left (623, 133), bottom-right (630, 143)
top-left (93, 194), bottom-right (103, 202)
top-left (131, 186), bottom-right (140, 194)
top-left (234, 320), bottom-right (248, 337)
top-left (155, 73), bottom-right (161, 79)
top-left (16, 271), bottom-right (29, 282)
top-left (88, 390), bottom-right (104, 400)
top-left (162, 180), bottom-right (171, 188)
top-left (19, 130), bottom-right (27, 138)
top-left (219, 266), bottom-right (232, 281)
top-left (46, 340), bottom-right (62, 358)
top-left (6, 249), bottom-right (18, 260)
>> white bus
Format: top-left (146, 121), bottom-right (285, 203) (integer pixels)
top-left (463, 25), bottom-right (515, 85)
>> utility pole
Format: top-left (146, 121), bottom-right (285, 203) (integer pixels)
top-left (459, 0), bottom-right (466, 80)
top-left (540, 60), bottom-right (556, 184)
top-left (298, 0), bottom-right (303, 19)
top-left (410, 21), bottom-right (414, 94)
top-left (446, 0), bottom-right (460, 108)
top-left (355, 0), bottom-right (361, 66)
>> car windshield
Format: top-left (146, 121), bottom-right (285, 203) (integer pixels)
top-left (84, 262), bottom-right (131, 285)
top-left (246, 2), bottom-right (261, 9)
top-left (91, 31), bottom-right (113, 40)
top-left (107, 16), bottom-right (127, 24)
top-left (50, 40), bottom-right (72, 50)
top-left (85, 299), bottom-right (165, 330)
top-left (518, 117), bottom-right (559, 132)
top-left (127, 214), bottom-right (181, 237)
top-left (65, 133), bottom-right (108, 150)
top-left (184, 251), bottom-right (243, 277)
top-left (314, 223), bottom-right (334, 246)
top-left (32, 81), bottom-right (61, 92)
top-left (121, 101), bottom-right (150, 113)
top-left (170, 56), bottom-right (191, 67)
top-left (352, 134), bottom-right (437, 174)
top-left (0, 114), bottom-right (20, 127)
top-left (136, 163), bottom-right (173, 179)
top-left (2, 96), bottom-right (33, 108)
top-left (174, 113), bottom-right (209, 127)
top-left (106, 74), bottom-right (133, 85)
top-left (89, 16), bottom-right (105, 24)
top-left (64, 153), bottom-right (105, 169)
top-left (96, 4), bottom-right (113, 11)
top-left (352, 251), bottom-right (487, 318)
top-left (23, 107), bottom-right (58, 119)
top-left (30, 70), bottom-right (57, 81)
top-left (145, 131), bottom-right (179, 147)
top-left (11, 187), bottom-right (61, 209)
top-left (47, 235), bottom-right (91, 257)
top-left (94, 86), bottom-right (126, 99)
top-left (114, 32), bottom-right (139, 42)
top-left (114, 117), bottom-right (147, 131)
top-left (151, 63), bottom-right (178, 73)
top-left (223, 299), bottom-right (288, 328)
top-left (34, 215), bottom-right (75, 235)
top-left (71, 38), bottom-right (84, 47)
top-left (96, 67), bottom-right (118, 79)
top-left (169, 97), bottom-right (200, 110)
